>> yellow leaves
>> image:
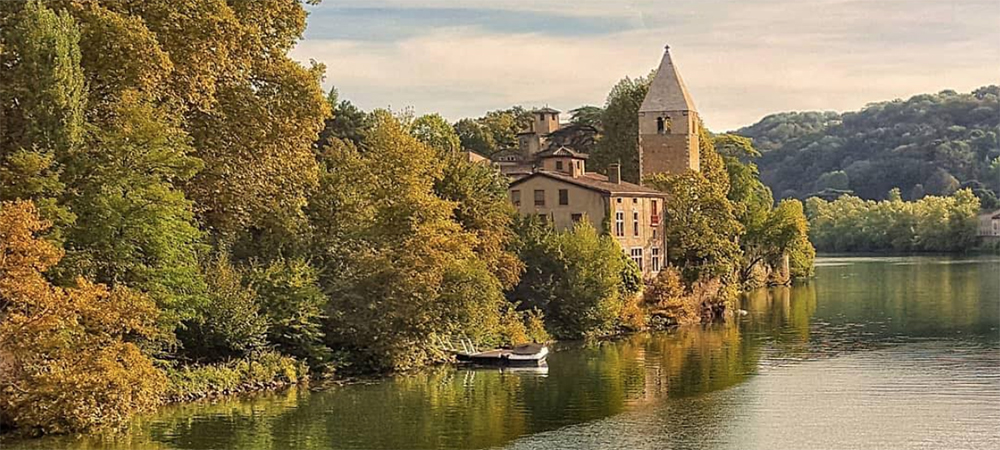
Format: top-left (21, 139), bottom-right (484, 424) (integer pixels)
top-left (0, 200), bottom-right (165, 433)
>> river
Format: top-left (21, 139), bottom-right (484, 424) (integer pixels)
top-left (8, 256), bottom-right (1000, 450)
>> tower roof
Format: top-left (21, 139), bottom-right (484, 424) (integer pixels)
top-left (640, 45), bottom-right (696, 113)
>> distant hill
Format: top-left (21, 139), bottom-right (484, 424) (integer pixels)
top-left (735, 86), bottom-right (1000, 208)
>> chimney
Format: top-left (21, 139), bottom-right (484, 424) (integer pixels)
top-left (608, 164), bottom-right (621, 184)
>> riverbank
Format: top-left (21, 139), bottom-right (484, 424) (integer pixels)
top-left (6, 256), bottom-right (996, 450)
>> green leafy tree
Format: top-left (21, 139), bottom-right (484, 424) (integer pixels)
top-left (592, 75), bottom-right (651, 182)
top-left (509, 218), bottom-right (636, 339)
top-left (411, 113), bottom-right (461, 153)
top-left (454, 118), bottom-right (495, 155)
top-left (247, 258), bottom-right (330, 368)
top-left (569, 105), bottom-right (604, 130)
top-left (180, 254), bottom-right (267, 360)
top-left (647, 129), bottom-right (742, 285)
top-left (0, 0), bottom-right (83, 237)
top-left (805, 188), bottom-right (980, 252)
top-left (310, 111), bottom-right (500, 371)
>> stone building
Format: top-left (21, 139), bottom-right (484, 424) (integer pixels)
top-left (509, 153), bottom-right (667, 275)
top-left (978, 209), bottom-right (1000, 240)
top-left (497, 45), bottom-right (703, 275)
top-left (490, 107), bottom-right (599, 180)
top-left (638, 45), bottom-right (700, 180)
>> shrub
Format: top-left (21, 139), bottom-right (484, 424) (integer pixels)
top-left (247, 258), bottom-right (330, 368)
top-left (180, 254), bottom-right (267, 360)
top-left (642, 267), bottom-right (729, 327)
top-left (164, 350), bottom-right (308, 402)
top-left (1, 200), bottom-right (166, 434)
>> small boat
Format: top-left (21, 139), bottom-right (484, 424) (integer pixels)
top-left (455, 343), bottom-right (549, 367)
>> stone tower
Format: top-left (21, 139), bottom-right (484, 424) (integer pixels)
top-left (638, 45), bottom-right (699, 181)
top-left (518, 107), bottom-right (561, 159)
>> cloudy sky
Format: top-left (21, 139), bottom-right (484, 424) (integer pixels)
top-left (291, 0), bottom-right (1000, 131)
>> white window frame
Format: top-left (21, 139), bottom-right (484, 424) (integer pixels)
top-left (632, 210), bottom-right (640, 237)
top-left (630, 247), bottom-right (643, 271)
top-left (615, 211), bottom-right (625, 237)
top-left (651, 247), bottom-right (660, 272)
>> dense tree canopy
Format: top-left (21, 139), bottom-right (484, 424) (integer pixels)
top-left (806, 188), bottom-right (980, 253)
top-left (739, 87), bottom-right (1000, 207)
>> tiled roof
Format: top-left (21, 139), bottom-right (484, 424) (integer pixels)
top-left (510, 170), bottom-right (665, 197)
top-left (535, 107), bottom-right (561, 114)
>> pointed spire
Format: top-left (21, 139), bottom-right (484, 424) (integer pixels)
top-left (640, 45), bottom-right (696, 113)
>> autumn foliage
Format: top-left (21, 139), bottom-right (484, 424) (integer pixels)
top-left (0, 200), bottom-right (165, 434)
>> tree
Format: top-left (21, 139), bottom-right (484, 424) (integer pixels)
top-left (592, 75), bottom-right (651, 182)
top-left (180, 254), bottom-right (267, 360)
top-left (319, 87), bottom-right (371, 149)
top-left (508, 218), bottom-right (636, 339)
top-left (60, 93), bottom-right (207, 330)
top-left (454, 118), bottom-right (495, 155)
top-left (0, 0), bottom-right (83, 237)
top-left (247, 258), bottom-right (330, 368)
top-left (816, 170), bottom-right (850, 191)
top-left (716, 134), bottom-right (814, 284)
top-left (411, 113), bottom-right (461, 153)
top-left (312, 111), bottom-right (496, 371)
top-left (0, 200), bottom-right (165, 434)
top-left (433, 151), bottom-right (523, 289)
top-left (647, 128), bottom-right (742, 285)
top-left (569, 105), bottom-right (603, 129)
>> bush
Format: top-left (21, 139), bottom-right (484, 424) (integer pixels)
top-left (1, 201), bottom-right (166, 434)
top-left (164, 350), bottom-right (308, 402)
top-left (179, 254), bottom-right (267, 360)
top-left (247, 258), bottom-right (330, 368)
top-left (510, 218), bottom-right (637, 339)
top-left (643, 267), bottom-right (728, 327)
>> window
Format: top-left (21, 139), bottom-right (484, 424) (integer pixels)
top-left (556, 161), bottom-right (564, 171)
top-left (651, 247), bottom-right (660, 272)
top-left (576, 161), bottom-right (581, 170)
top-left (652, 200), bottom-right (658, 211)
top-left (571, 213), bottom-right (583, 223)
top-left (537, 214), bottom-right (548, 224)
top-left (656, 117), bottom-right (664, 133)
top-left (616, 198), bottom-right (622, 203)
top-left (511, 190), bottom-right (521, 207)
top-left (534, 190), bottom-right (545, 206)
top-left (630, 247), bottom-right (643, 271)
top-left (633, 210), bottom-right (640, 236)
top-left (615, 211), bottom-right (625, 237)
top-left (558, 189), bottom-right (569, 205)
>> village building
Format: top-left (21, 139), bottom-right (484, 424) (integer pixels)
top-left (638, 45), bottom-right (701, 179)
top-left (977, 209), bottom-right (1000, 241)
top-left (497, 45), bottom-right (700, 276)
top-left (509, 158), bottom-right (667, 274)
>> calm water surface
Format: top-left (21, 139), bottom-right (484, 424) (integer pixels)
top-left (10, 256), bottom-right (1000, 450)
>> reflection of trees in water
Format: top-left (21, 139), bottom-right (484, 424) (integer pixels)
top-left (106, 324), bottom-right (764, 450)
top-left (14, 257), bottom-right (997, 450)
top-left (811, 258), bottom-right (995, 340)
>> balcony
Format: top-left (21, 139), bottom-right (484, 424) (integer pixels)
top-left (650, 214), bottom-right (661, 226)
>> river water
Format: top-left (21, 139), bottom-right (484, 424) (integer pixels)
top-left (9, 256), bottom-right (1000, 450)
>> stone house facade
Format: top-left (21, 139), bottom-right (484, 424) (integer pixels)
top-left (509, 155), bottom-right (667, 275)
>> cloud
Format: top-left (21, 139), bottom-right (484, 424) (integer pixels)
top-left (294, 0), bottom-right (1000, 130)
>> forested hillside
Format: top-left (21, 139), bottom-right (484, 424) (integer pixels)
top-left (737, 87), bottom-right (1000, 207)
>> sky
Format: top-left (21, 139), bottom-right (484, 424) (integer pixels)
top-left (291, 0), bottom-right (1000, 131)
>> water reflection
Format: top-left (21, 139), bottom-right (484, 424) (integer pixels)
top-left (7, 256), bottom-right (999, 450)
